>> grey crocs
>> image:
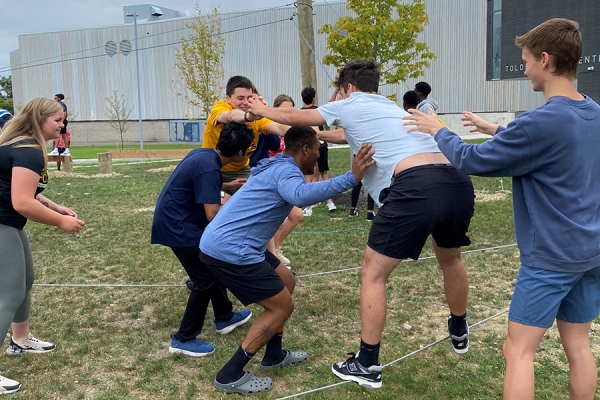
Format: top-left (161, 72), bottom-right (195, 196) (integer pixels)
top-left (213, 371), bottom-right (272, 396)
top-left (260, 349), bottom-right (309, 371)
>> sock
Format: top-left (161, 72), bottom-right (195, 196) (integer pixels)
top-left (261, 332), bottom-right (285, 366)
top-left (357, 339), bottom-right (380, 367)
top-left (216, 346), bottom-right (254, 383)
top-left (449, 313), bottom-right (467, 336)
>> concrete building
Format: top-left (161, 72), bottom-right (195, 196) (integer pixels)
top-left (9, 1), bottom-right (598, 143)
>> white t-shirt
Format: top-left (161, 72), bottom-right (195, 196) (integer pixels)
top-left (318, 92), bottom-right (441, 205)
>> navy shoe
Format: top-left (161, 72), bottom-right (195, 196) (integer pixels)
top-left (215, 309), bottom-right (252, 335)
top-left (169, 336), bottom-right (214, 357)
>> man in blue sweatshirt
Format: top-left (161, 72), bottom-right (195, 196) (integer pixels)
top-left (404, 18), bottom-right (600, 400)
top-left (199, 126), bottom-right (375, 396)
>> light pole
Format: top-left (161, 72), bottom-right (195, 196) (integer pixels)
top-left (125, 12), bottom-right (144, 150)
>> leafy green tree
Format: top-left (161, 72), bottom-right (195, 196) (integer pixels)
top-left (173, 7), bottom-right (225, 119)
top-left (0, 75), bottom-right (12, 99)
top-left (0, 98), bottom-right (13, 114)
top-left (319, 0), bottom-right (435, 86)
top-left (105, 90), bottom-right (132, 150)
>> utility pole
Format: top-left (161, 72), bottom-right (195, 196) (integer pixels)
top-left (297, 0), bottom-right (318, 97)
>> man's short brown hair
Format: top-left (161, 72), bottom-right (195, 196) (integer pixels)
top-left (515, 18), bottom-right (582, 78)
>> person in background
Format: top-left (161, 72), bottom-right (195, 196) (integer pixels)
top-left (414, 82), bottom-right (438, 115)
top-left (402, 90), bottom-right (419, 112)
top-left (49, 94), bottom-right (70, 157)
top-left (0, 97), bottom-right (85, 395)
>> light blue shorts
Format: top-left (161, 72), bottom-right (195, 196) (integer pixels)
top-left (508, 265), bottom-right (600, 329)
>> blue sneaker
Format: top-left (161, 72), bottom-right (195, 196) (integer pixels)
top-left (215, 309), bottom-right (252, 335)
top-left (169, 336), bottom-right (214, 357)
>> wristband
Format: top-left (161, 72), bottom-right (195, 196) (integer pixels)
top-left (244, 111), bottom-right (251, 122)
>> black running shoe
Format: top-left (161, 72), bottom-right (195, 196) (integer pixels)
top-left (331, 352), bottom-right (382, 389)
top-left (447, 315), bottom-right (469, 354)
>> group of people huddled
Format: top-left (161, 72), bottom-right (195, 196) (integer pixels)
top-left (0, 18), bottom-right (598, 399)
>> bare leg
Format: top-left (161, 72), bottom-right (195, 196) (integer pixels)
top-left (266, 238), bottom-right (276, 255)
top-left (432, 239), bottom-right (468, 315)
top-left (274, 264), bottom-right (296, 295)
top-left (273, 207), bottom-right (304, 249)
top-left (360, 246), bottom-right (400, 344)
top-left (502, 321), bottom-right (547, 400)
top-left (241, 289), bottom-right (294, 354)
top-left (11, 320), bottom-right (30, 342)
top-left (556, 319), bottom-right (597, 400)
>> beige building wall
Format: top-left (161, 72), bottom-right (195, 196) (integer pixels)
top-left (68, 120), bottom-right (171, 144)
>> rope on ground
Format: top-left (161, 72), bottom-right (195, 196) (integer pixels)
top-left (32, 243), bottom-right (518, 288)
top-left (274, 308), bottom-right (509, 400)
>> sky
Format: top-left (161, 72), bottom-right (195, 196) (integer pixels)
top-left (0, 0), bottom-right (281, 78)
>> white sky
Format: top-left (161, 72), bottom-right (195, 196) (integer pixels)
top-left (0, 1), bottom-right (283, 78)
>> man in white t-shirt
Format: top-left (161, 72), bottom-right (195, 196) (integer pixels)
top-left (248, 59), bottom-right (475, 389)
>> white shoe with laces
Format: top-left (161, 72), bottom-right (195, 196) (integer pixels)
top-left (63, 148), bottom-right (71, 156)
top-left (6, 334), bottom-right (56, 356)
top-left (49, 148), bottom-right (60, 156)
top-left (0, 374), bottom-right (21, 394)
top-left (326, 201), bottom-right (337, 211)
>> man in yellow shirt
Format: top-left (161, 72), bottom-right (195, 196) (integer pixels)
top-left (202, 76), bottom-right (289, 193)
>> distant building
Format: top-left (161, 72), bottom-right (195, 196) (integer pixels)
top-left (8, 0), bottom-right (598, 140)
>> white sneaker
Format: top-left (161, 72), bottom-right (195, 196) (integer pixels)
top-left (275, 248), bottom-right (290, 266)
top-left (0, 374), bottom-right (21, 394)
top-left (326, 201), bottom-right (337, 211)
top-left (302, 206), bottom-right (312, 216)
top-left (49, 148), bottom-right (59, 156)
top-left (6, 334), bottom-right (56, 356)
top-left (63, 148), bottom-right (71, 156)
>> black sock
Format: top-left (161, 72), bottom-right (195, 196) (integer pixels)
top-left (261, 332), bottom-right (285, 366)
top-left (449, 313), bottom-right (467, 336)
top-left (357, 339), bottom-right (380, 367)
top-left (216, 346), bottom-right (254, 383)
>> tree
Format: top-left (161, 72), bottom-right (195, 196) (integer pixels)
top-left (0, 76), bottom-right (12, 99)
top-left (173, 7), bottom-right (225, 119)
top-left (319, 0), bottom-right (435, 87)
top-left (105, 90), bottom-right (133, 150)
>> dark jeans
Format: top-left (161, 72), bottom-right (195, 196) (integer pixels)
top-left (171, 246), bottom-right (234, 342)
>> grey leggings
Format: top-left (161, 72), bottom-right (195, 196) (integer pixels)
top-left (0, 224), bottom-right (34, 347)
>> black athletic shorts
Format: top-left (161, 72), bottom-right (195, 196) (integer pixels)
top-left (316, 142), bottom-right (329, 173)
top-left (199, 250), bottom-right (285, 306)
top-left (367, 164), bottom-right (475, 260)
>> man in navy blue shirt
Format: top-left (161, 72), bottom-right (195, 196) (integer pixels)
top-left (151, 122), bottom-right (255, 357)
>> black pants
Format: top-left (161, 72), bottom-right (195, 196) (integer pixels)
top-left (351, 181), bottom-right (375, 210)
top-left (171, 246), bottom-right (234, 342)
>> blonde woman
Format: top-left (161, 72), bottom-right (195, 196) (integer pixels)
top-left (0, 97), bottom-right (84, 394)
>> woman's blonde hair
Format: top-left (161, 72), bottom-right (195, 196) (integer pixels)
top-left (0, 97), bottom-right (62, 166)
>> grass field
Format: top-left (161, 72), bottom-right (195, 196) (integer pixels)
top-left (4, 147), bottom-right (598, 399)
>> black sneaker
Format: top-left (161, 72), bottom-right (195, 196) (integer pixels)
top-left (366, 212), bottom-right (376, 221)
top-left (349, 209), bottom-right (358, 217)
top-left (185, 278), bottom-right (195, 293)
top-left (447, 315), bottom-right (469, 354)
top-left (331, 352), bottom-right (382, 389)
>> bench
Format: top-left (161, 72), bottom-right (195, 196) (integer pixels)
top-left (47, 155), bottom-right (73, 172)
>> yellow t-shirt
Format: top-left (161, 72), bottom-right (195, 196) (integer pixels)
top-left (202, 100), bottom-right (273, 173)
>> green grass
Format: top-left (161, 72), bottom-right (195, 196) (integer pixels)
top-left (5, 147), bottom-right (598, 399)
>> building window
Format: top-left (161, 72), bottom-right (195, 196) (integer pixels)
top-left (491, 0), bottom-right (502, 80)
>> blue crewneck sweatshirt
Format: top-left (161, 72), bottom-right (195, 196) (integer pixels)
top-left (200, 154), bottom-right (358, 265)
top-left (435, 96), bottom-right (600, 273)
